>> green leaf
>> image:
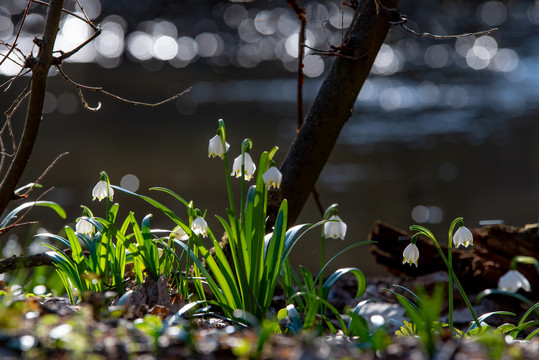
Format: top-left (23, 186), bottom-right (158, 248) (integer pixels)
top-left (518, 302), bottom-right (539, 326)
top-left (494, 323), bottom-right (517, 334)
top-left (112, 185), bottom-right (184, 225)
top-left (1, 201), bottom-right (66, 228)
top-left (467, 311), bottom-right (515, 333)
top-left (174, 238), bottom-right (241, 316)
top-left (322, 267), bottom-right (366, 301)
top-left (14, 183), bottom-right (43, 194)
top-left (314, 241), bottom-right (376, 285)
top-left (476, 288), bottom-right (535, 307)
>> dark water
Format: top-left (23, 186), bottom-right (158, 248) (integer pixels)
top-left (1, 0), bottom-right (539, 277)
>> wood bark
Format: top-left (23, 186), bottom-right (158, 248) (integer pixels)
top-left (268, 0), bottom-right (400, 225)
top-left (0, 0), bottom-right (64, 217)
top-left (369, 221), bottom-right (539, 298)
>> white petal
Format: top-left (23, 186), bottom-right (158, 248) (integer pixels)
top-left (324, 215), bottom-right (347, 240)
top-left (231, 153), bottom-right (256, 180)
top-left (402, 243), bottom-right (419, 267)
top-left (453, 226), bottom-right (473, 248)
top-left (172, 225), bottom-right (189, 241)
top-left (208, 135), bottom-right (229, 159)
top-left (498, 270), bottom-right (531, 293)
top-left (191, 217), bottom-right (208, 238)
top-left (262, 166), bottom-right (282, 189)
top-left (76, 218), bottom-right (94, 235)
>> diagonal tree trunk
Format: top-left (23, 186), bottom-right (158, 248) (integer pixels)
top-left (268, 0), bottom-right (400, 225)
top-left (0, 0), bottom-right (64, 216)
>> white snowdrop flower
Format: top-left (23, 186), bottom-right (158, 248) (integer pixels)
top-left (262, 166), bottom-right (282, 189)
top-left (453, 226), bottom-right (474, 248)
top-left (171, 225), bottom-right (189, 241)
top-left (191, 217), bottom-right (208, 238)
top-left (402, 243), bottom-right (419, 267)
top-left (324, 215), bottom-right (347, 240)
top-left (498, 270), bottom-right (531, 293)
top-left (92, 180), bottom-right (114, 201)
top-left (75, 218), bottom-right (94, 235)
top-left (208, 135), bottom-right (230, 159)
top-left (231, 153), bottom-right (256, 181)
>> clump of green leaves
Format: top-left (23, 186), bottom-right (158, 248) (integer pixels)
top-left (43, 172), bottom-right (178, 303)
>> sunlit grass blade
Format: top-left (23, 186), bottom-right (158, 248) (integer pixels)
top-left (112, 185), bottom-right (184, 225)
top-left (0, 201), bottom-right (66, 228)
top-left (467, 311), bottom-right (515, 333)
top-left (322, 267), bottom-right (367, 300)
top-left (313, 241), bottom-right (376, 285)
top-left (174, 240), bottom-right (239, 316)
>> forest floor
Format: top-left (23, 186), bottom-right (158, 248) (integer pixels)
top-left (1, 274), bottom-right (539, 360)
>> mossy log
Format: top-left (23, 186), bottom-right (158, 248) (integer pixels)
top-left (369, 221), bottom-right (539, 298)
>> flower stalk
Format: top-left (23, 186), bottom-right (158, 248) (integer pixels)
top-left (410, 223), bottom-right (481, 331)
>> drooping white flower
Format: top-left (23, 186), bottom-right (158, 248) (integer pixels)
top-left (76, 218), bottom-right (94, 235)
top-left (402, 243), bottom-right (419, 267)
top-left (453, 226), bottom-right (474, 248)
top-left (324, 215), bottom-right (347, 240)
top-left (208, 135), bottom-right (230, 159)
top-left (262, 166), bottom-right (282, 189)
top-left (498, 270), bottom-right (531, 293)
top-left (191, 217), bottom-right (208, 238)
top-left (92, 180), bottom-right (114, 201)
top-left (171, 225), bottom-right (189, 241)
top-left (231, 153), bottom-right (256, 181)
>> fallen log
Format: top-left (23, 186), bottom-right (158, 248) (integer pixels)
top-left (369, 221), bottom-right (539, 298)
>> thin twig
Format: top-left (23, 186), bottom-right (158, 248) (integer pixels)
top-left (74, 0), bottom-right (94, 26)
top-left (4, 85), bottom-right (32, 122)
top-left (1, 68), bottom-right (31, 92)
top-left (305, 44), bottom-right (367, 61)
top-left (55, 27), bottom-right (101, 63)
top-left (0, 221), bottom-right (40, 237)
top-left (57, 66), bottom-right (192, 108)
top-left (0, 41), bottom-right (27, 64)
top-left (400, 23), bottom-right (498, 39)
top-left (286, 0), bottom-right (307, 132)
top-left (311, 186), bottom-right (325, 217)
top-left (0, 186), bottom-right (54, 237)
top-left (31, 0), bottom-right (99, 30)
top-left (374, 0), bottom-right (497, 39)
top-left (18, 152), bottom-right (68, 198)
top-left (0, 0), bottom-right (31, 67)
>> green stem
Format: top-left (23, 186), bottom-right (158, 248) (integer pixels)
top-left (447, 231), bottom-right (455, 334)
top-left (431, 234), bottom-right (480, 329)
top-left (318, 235), bottom-right (325, 293)
top-left (240, 153), bottom-right (245, 224)
top-left (223, 153), bottom-right (236, 215)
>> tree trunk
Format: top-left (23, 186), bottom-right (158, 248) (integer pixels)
top-left (268, 0), bottom-right (399, 226)
top-left (0, 0), bottom-right (64, 217)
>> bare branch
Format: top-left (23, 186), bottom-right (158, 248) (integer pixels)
top-left (55, 27), bottom-right (101, 63)
top-left (0, 0), bottom-right (31, 67)
top-left (18, 152), bottom-right (68, 199)
top-left (0, 221), bottom-right (40, 237)
top-left (74, 0), bottom-right (95, 26)
top-left (31, 0), bottom-right (99, 30)
top-left (286, 0), bottom-right (307, 132)
top-left (0, 0), bottom-right (65, 217)
top-left (374, 0), bottom-right (497, 39)
top-left (268, 0), bottom-right (400, 226)
top-left (57, 66), bottom-right (192, 108)
top-left (0, 253), bottom-right (54, 273)
top-left (400, 23), bottom-right (498, 39)
top-left (0, 187), bottom-right (53, 238)
top-left (1, 68), bottom-right (32, 92)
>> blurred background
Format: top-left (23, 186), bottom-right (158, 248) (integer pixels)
top-left (1, 0), bottom-right (538, 278)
